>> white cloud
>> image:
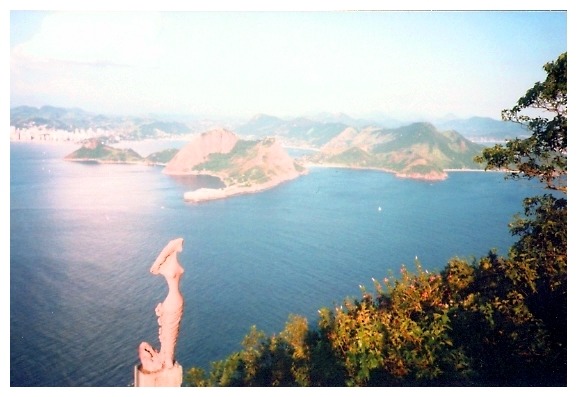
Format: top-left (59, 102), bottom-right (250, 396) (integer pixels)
top-left (15, 12), bottom-right (163, 66)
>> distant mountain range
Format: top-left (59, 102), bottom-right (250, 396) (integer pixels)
top-left (235, 113), bottom-right (529, 147)
top-left (11, 105), bottom-right (529, 144)
top-left (10, 105), bottom-right (194, 139)
top-left (235, 114), bottom-right (350, 147)
top-left (433, 116), bottom-right (529, 140)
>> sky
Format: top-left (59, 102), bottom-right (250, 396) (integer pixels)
top-left (5, 2), bottom-right (570, 124)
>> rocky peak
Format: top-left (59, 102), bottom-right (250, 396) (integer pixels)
top-left (163, 129), bottom-right (238, 175)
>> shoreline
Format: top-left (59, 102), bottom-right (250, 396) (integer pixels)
top-left (183, 173), bottom-right (302, 203)
top-left (303, 162), bottom-right (450, 181)
top-left (181, 164), bottom-right (501, 204)
top-left (30, 138), bottom-right (502, 203)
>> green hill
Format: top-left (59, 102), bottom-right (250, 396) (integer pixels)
top-left (310, 122), bottom-right (485, 179)
top-left (64, 139), bottom-right (143, 163)
top-left (64, 139), bottom-right (182, 165)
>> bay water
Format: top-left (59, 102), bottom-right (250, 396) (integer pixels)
top-left (10, 141), bottom-right (545, 386)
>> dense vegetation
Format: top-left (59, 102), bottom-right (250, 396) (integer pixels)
top-left (184, 52), bottom-right (567, 387)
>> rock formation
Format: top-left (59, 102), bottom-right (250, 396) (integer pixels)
top-left (163, 129), bottom-right (306, 202)
top-left (163, 128), bottom-right (238, 175)
top-left (136, 238), bottom-right (185, 386)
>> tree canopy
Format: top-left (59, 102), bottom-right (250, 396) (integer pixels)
top-left (476, 52), bottom-right (567, 193)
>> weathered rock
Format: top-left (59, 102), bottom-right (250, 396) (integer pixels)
top-left (136, 238), bottom-right (185, 387)
top-left (163, 129), bottom-right (238, 175)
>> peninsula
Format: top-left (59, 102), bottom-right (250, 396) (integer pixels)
top-left (162, 129), bottom-right (307, 202)
top-left (306, 122), bottom-right (485, 181)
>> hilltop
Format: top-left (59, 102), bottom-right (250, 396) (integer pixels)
top-left (307, 122), bottom-right (485, 180)
top-left (163, 129), bottom-right (306, 202)
top-left (11, 105), bottom-right (529, 145)
top-left (64, 138), bottom-right (144, 163)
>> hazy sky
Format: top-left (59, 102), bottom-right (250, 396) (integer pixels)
top-left (8, 5), bottom-right (568, 121)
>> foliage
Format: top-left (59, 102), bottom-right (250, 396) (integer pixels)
top-left (475, 52), bottom-right (567, 193)
top-left (185, 236), bottom-right (566, 386)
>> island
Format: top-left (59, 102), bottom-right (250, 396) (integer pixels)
top-left (63, 138), bottom-right (179, 166)
top-left (64, 138), bottom-right (144, 163)
top-left (162, 129), bottom-right (307, 202)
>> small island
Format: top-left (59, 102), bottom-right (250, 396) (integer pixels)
top-left (64, 138), bottom-right (144, 163)
top-left (63, 138), bottom-right (178, 166)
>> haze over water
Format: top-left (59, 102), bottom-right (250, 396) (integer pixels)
top-left (10, 141), bottom-right (547, 386)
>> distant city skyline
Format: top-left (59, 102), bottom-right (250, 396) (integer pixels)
top-left (9, 7), bottom-right (568, 122)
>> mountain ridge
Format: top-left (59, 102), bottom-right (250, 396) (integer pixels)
top-left (12, 105), bottom-right (529, 144)
top-left (308, 122), bottom-right (485, 180)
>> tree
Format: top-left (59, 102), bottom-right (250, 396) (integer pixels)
top-left (475, 52), bottom-right (567, 193)
top-left (473, 52), bottom-right (567, 385)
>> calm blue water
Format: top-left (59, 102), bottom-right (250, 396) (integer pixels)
top-left (10, 142), bottom-right (545, 386)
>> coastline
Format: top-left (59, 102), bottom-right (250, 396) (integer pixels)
top-left (304, 162), bottom-right (449, 181)
top-left (183, 173), bottom-right (302, 203)
top-left (22, 137), bottom-right (500, 203)
top-left (181, 164), bottom-right (501, 204)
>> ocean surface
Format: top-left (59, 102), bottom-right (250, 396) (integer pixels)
top-left (10, 141), bottom-right (546, 387)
